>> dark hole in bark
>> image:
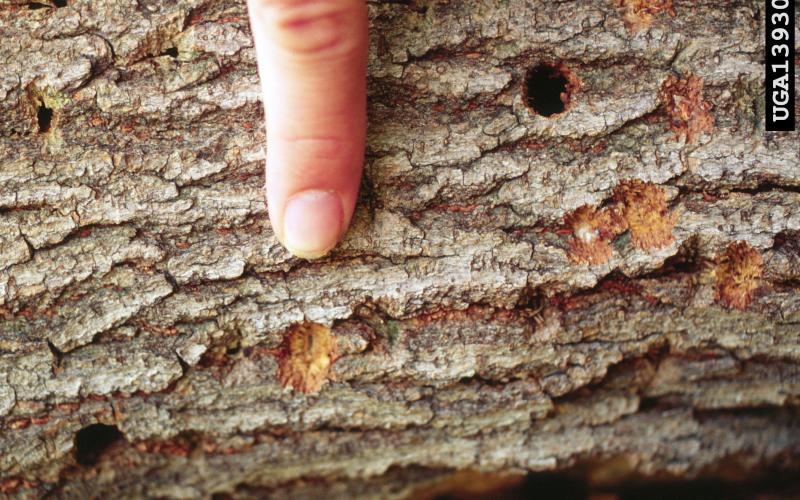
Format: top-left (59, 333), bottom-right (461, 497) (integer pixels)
top-left (37, 103), bottom-right (53, 133)
top-left (637, 396), bottom-right (663, 412)
top-left (162, 46), bottom-right (179, 58)
top-left (525, 63), bottom-right (569, 117)
top-left (28, 0), bottom-right (65, 7)
top-left (519, 471), bottom-right (590, 498)
top-left (75, 423), bottom-right (124, 466)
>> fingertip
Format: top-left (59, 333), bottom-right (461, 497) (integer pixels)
top-left (280, 189), bottom-right (344, 259)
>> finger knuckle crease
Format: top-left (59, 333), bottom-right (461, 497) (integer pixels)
top-left (270, 2), bottom-right (357, 56)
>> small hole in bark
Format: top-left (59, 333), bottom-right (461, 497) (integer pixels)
top-left (28, 0), bottom-right (65, 7)
top-left (638, 396), bottom-right (662, 412)
top-left (519, 471), bottom-right (589, 498)
top-left (75, 423), bottom-right (124, 466)
top-left (162, 46), bottom-right (179, 58)
top-left (37, 103), bottom-right (53, 133)
top-left (525, 63), bottom-right (572, 117)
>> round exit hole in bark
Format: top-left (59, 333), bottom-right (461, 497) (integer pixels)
top-left (74, 423), bottom-right (124, 466)
top-left (37, 103), bottom-right (53, 133)
top-left (524, 63), bottom-right (579, 117)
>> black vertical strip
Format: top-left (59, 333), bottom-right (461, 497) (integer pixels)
top-left (765, 0), bottom-right (796, 131)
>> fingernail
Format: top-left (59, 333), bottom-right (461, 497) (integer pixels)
top-left (282, 189), bottom-right (344, 259)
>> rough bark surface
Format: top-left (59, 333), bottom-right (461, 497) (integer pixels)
top-left (1, 0), bottom-right (799, 498)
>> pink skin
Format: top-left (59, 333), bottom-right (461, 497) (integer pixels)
top-left (247, 0), bottom-right (367, 259)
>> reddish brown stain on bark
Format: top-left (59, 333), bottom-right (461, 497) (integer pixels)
top-left (659, 74), bottom-right (714, 143)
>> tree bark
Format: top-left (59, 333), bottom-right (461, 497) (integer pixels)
top-left (1, 0), bottom-right (799, 497)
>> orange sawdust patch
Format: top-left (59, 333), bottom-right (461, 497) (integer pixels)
top-left (616, 0), bottom-right (676, 32)
top-left (564, 204), bottom-right (627, 265)
top-left (613, 180), bottom-right (677, 250)
top-left (277, 322), bottom-right (337, 394)
top-left (715, 241), bottom-right (763, 310)
top-left (659, 74), bottom-right (714, 143)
